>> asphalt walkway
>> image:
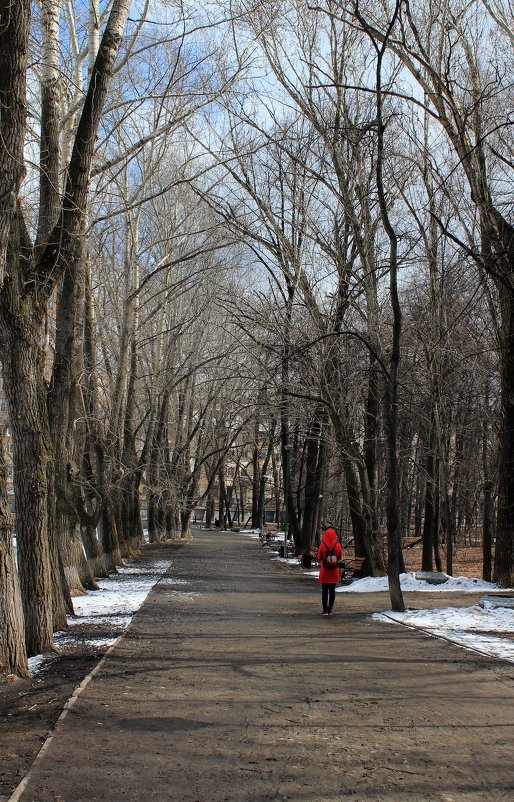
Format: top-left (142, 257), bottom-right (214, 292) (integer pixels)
top-left (11, 529), bottom-right (514, 802)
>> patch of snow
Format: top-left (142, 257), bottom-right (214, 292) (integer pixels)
top-left (29, 557), bottom-right (173, 676)
top-left (336, 572), bottom-right (501, 593)
top-left (374, 604), bottom-right (514, 663)
top-left (120, 560), bottom-right (171, 575)
top-left (54, 632), bottom-right (122, 650)
top-left (241, 530), bottom-right (262, 539)
top-left (27, 655), bottom-right (46, 674)
top-left (273, 556), bottom-right (300, 566)
top-left (68, 614), bottom-right (131, 627)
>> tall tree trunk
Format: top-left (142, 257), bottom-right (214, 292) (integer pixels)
top-left (99, 494), bottom-right (122, 572)
top-left (422, 435), bottom-right (436, 572)
top-left (0, 435), bottom-right (29, 677)
top-left (2, 333), bottom-right (55, 654)
top-left (365, 0), bottom-right (404, 611)
top-left (0, 0), bottom-right (30, 283)
top-left (82, 262), bottom-right (109, 576)
top-left (49, 237), bottom-right (96, 596)
top-left (363, 356), bottom-right (380, 543)
top-left (251, 418), bottom-right (260, 527)
top-left (432, 460), bottom-right (443, 572)
top-left (206, 490), bottom-right (215, 528)
top-left (481, 384), bottom-right (494, 581)
top-left (120, 329), bottom-right (144, 552)
top-left (494, 284), bottom-right (514, 586)
top-left (330, 416), bottom-right (385, 575)
top-left (300, 409), bottom-right (325, 564)
top-left (81, 521), bottom-right (108, 579)
top-left (36, 0), bottom-right (62, 250)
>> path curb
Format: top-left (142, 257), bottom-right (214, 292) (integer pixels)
top-left (7, 634), bottom-right (124, 802)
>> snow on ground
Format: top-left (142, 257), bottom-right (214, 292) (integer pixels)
top-left (337, 572), bottom-right (514, 663)
top-left (374, 603), bottom-right (514, 663)
top-left (28, 556), bottom-right (172, 676)
top-left (241, 528), bottom-right (514, 664)
top-left (337, 572), bottom-right (498, 593)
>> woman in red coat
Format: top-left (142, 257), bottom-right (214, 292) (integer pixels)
top-left (317, 528), bottom-right (343, 617)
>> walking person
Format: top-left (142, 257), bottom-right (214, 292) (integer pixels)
top-left (317, 528), bottom-right (343, 617)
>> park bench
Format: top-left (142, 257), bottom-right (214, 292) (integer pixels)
top-left (339, 556), bottom-right (366, 583)
top-left (260, 530), bottom-right (296, 558)
top-left (260, 529), bottom-right (281, 548)
top-left (309, 551), bottom-right (366, 581)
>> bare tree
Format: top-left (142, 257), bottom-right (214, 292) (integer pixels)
top-left (334, 0), bottom-right (513, 585)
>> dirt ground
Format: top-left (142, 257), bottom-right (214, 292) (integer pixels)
top-left (402, 542), bottom-right (487, 578)
top-left (0, 538), bottom-right (511, 802)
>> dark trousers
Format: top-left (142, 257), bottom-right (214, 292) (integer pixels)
top-left (321, 583), bottom-right (336, 613)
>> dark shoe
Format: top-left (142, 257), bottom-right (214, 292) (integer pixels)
top-left (322, 611), bottom-right (329, 616)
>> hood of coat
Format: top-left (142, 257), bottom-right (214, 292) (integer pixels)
top-left (322, 528), bottom-right (338, 548)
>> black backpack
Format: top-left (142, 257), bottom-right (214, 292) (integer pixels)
top-left (322, 539), bottom-right (338, 569)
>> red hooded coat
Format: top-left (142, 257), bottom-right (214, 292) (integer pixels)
top-left (317, 528), bottom-right (343, 584)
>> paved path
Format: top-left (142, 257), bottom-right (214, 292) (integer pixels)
top-left (12, 529), bottom-right (514, 802)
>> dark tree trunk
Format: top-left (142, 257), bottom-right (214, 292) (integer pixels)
top-left (422, 438), bottom-right (436, 572)
top-left (433, 461), bottom-right (443, 572)
top-left (206, 491), bottom-right (215, 528)
top-left (300, 409), bottom-right (325, 561)
top-left (251, 418), bottom-right (260, 527)
top-left (323, 379), bottom-right (385, 575)
top-left (371, 2), bottom-right (404, 611)
top-left (180, 509), bottom-right (191, 537)
top-left (48, 232), bottom-right (95, 597)
top-left (414, 469), bottom-right (424, 540)
top-left (0, 0), bottom-right (30, 281)
top-left (82, 264), bottom-right (109, 575)
top-left (0, 325), bottom-right (57, 655)
top-left (482, 481), bottom-right (494, 583)
top-left (494, 284), bottom-right (514, 587)
top-left (364, 357), bottom-right (380, 541)
top-left (81, 522), bottom-right (108, 579)
top-left (442, 484), bottom-right (454, 577)
top-left (218, 467), bottom-right (225, 528)
top-left (120, 332), bottom-right (141, 550)
top-left (0, 435), bottom-right (29, 677)
top-left (99, 496), bottom-right (121, 573)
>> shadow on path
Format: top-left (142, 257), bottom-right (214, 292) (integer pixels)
top-left (10, 528), bottom-right (514, 802)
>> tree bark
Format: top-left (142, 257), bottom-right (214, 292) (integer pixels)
top-left (359, 0), bottom-right (404, 610)
top-left (0, 435), bottom-right (29, 677)
top-left (1, 331), bottom-right (55, 654)
top-left (494, 285), bottom-right (514, 586)
top-left (0, 0), bottom-right (30, 283)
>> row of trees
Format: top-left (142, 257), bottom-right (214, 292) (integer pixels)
top-left (191, 0), bottom-right (512, 602)
top-left (1, 0), bottom-right (512, 678)
top-left (0, 0), bottom-right (245, 677)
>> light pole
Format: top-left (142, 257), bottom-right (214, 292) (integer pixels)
top-left (283, 445), bottom-right (291, 558)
